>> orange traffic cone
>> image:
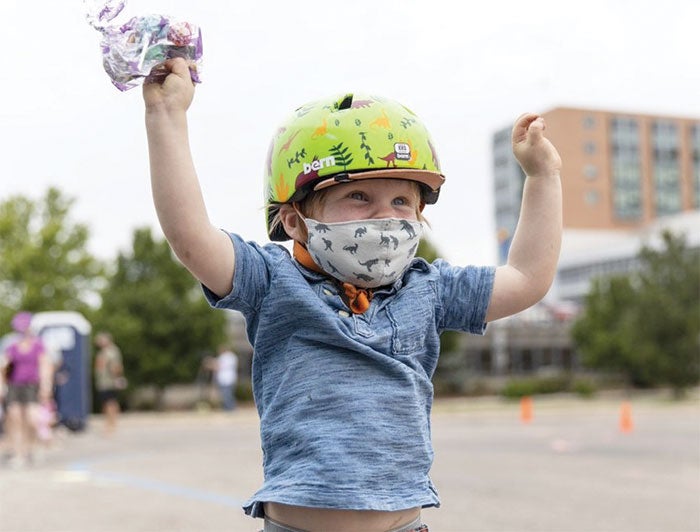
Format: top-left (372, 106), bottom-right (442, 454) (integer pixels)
top-left (520, 396), bottom-right (534, 424)
top-left (619, 401), bottom-right (634, 433)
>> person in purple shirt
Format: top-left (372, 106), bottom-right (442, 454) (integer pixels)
top-left (0, 312), bottom-right (51, 469)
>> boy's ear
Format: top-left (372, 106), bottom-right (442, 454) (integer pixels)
top-left (279, 204), bottom-right (306, 242)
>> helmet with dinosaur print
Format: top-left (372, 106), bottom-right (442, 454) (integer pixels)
top-left (264, 92), bottom-right (445, 241)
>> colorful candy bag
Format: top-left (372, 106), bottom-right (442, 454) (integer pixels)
top-left (85, 0), bottom-right (203, 91)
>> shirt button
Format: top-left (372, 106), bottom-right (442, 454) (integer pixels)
top-left (323, 289), bottom-right (333, 296)
top-left (338, 310), bottom-right (350, 318)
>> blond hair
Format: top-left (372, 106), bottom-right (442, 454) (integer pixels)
top-left (268, 181), bottom-right (427, 242)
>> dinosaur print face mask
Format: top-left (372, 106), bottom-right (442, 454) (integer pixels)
top-left (304, 217), bottom-right (423, 288)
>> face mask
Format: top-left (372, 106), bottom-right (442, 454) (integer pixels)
top-left (304, 217), bottom-right (423, 288)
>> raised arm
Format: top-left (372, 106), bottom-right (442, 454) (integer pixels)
top-left (143, 58), bottom-right (234, 298)
top-left (485, 113), bottom-right (563, 322)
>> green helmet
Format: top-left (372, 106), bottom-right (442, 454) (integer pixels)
top-left (264, 92), bottom-right (445, 241)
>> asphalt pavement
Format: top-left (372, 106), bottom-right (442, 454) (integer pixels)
top-left (1, 392), bottom-right (698, 532)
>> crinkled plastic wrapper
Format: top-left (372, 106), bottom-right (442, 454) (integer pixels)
top-left (100, 15), bottom-right (203, 91)
top-left (85, 0), bottom-right (126, 29)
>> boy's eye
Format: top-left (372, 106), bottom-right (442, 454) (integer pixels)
top-left (349, 192), bottom-right (367, 201)
top-left (392, 197), bottom-right (408, 206)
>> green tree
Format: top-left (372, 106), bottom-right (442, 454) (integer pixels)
top-left (0, 188), bottom-right (103, 329)
top-left (92, 227), bottom-right (227, 405)
top-left (572, 231), bottom-right (700, 396)
top-left (416, 238), bottom-right (440, 263)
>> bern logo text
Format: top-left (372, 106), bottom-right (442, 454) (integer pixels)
top-left (303, 156), bottom-right (336, 175)
top-left (394, 142), bottom-right (411, 161)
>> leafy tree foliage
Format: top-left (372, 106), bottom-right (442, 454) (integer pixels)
top-left (416, 238), bottom-right (440, 263)
top-left (572, 231), bottom-right (700, 396)
top-left (92, 228), bottom-right (227, 399)
top-left (0, 188), bottom-right (103, 330)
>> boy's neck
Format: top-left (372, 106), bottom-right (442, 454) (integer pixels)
top-left (292, 241), bottom-right (324, 273)
top-left (292, 241), bottom-right (372, 314)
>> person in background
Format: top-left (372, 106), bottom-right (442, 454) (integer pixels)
top-left (93, 332), bottom-right (125, 435)
top-left (0, 332), bottom-right (18, 445)
top-left (205, 344), bottom-right (238, 411)
top-left (0, 312), bottom-right (52, 469)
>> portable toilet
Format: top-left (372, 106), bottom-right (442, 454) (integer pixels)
top-left (32, 311), bottom-right (92, 431)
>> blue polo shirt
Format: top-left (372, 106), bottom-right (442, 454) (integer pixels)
top-left (203, 233), bottom-right (494, 517)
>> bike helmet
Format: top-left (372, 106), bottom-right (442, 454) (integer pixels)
top-left (264, 92), bottom-right (445, 241)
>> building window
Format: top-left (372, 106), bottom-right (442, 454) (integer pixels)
top-left (585, 190), bottom-right (600, 205)
top-left (652, 120), bottom-right (681, 216)
top-left (584, 164), bottom-right (598, 179)
top-left (691, 124), bottom-right (700, 208)
top-left (610, 117), bottom-right (642, 220)
top-left (583, 115), bottom-right (596, 129)
top-left (493, 126), bottom-right (526, 265)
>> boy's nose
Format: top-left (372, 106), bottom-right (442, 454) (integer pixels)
top-left (372, 202), bottom-right (397, 219)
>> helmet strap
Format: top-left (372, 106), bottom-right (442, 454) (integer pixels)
top-left (293, 240), bottom-right (372, 315)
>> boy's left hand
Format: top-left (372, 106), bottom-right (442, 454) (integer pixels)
top-left (511, 113), bottom-right (562, 178)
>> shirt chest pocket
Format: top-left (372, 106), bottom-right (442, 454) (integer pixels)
top-left (385, 281), bottom-right (437, 356)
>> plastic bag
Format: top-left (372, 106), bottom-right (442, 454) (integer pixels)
top-left (85, 0), bottom-right (203, 91)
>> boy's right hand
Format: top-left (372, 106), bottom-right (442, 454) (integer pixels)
top-left (142, 57), bottom-right (196, 113)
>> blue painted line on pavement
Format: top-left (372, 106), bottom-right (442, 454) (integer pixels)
top-left (68, 460), bottom-right (246, 509)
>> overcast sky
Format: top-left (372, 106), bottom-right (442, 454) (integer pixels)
top-left (1, 0), bottom-right (698, 267)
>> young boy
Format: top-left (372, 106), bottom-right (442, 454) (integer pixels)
top-left (143, 58), bottom-right (562, 532)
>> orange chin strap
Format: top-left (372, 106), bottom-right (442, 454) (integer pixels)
top-left (293, 241), bottom-right (372, 314)
top-left (340, 282), bottom-right (372, 314)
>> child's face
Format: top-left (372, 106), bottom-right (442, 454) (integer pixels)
top-left (310, 179), bottom-right (421, 223)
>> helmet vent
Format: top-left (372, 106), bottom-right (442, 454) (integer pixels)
top-left (336, 93), bottom-right (354, 110)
